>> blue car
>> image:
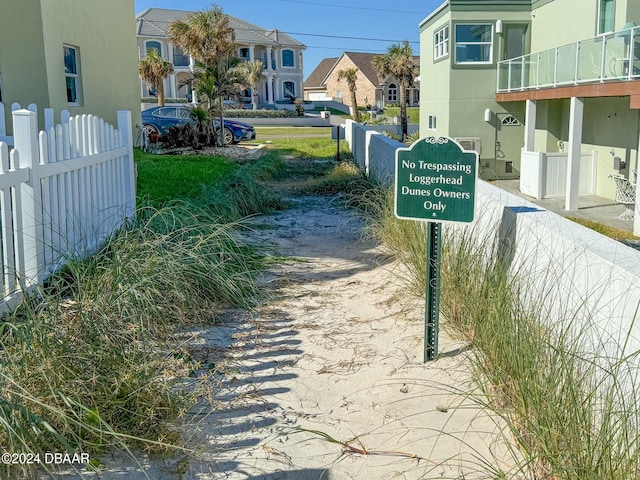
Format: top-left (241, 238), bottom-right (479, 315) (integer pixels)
top-left (141, 106), bottom-right (256, 144)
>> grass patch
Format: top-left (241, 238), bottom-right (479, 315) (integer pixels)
top-left (353, 183), bottom-right (640, 479)
top-left (135, 149), bottom-right (235, 205)
top-left (264, 137), bottom-right (350, 159)
top-left (255, 127), bottom-right (332, 137)
top-left (375, 107), bottom-right (419, 124)
top-left (567, 216), bottom-right (639, 242)
top-left (282, 160), bottom-right (368, 195)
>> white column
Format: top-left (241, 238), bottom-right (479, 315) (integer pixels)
top-left (634, 127), bottom-right (640, 235)
top-left (249, 44), bottom-right (255, 62)
top-left (169, 73), bottom-right (176, 98)
top-left (565, 97), bottom-right (584, 211)
top-left (524, 99), bottom-right (536, 152)
top-left (266, 74), bottom-right (274, 104)
top-left (275, 79), bottom-right (281, 102)
top-left (266, 46), bottom-right (273, 70)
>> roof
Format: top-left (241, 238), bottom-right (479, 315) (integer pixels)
top-left (304, 57), bottom-right (338, 88)
top-left (136, 8), bottom-right (305, 48)
top-left (305, 51), bottom-right (421, 90)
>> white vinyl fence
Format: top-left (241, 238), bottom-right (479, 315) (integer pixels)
top-left (0, 102), bottom-right (136, 313)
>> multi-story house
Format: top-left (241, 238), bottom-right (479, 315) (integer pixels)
top-left (420, 0), bottom-right (640, 234)
top-left (135, 8), bottom-right (306, 106)
top-left (0, 0), bottom-right (140, 132)
top-left (304, 52), bottom-right (420, 109)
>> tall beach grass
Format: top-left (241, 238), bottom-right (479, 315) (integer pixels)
top-left (353, 183), bottom-right (640, 479)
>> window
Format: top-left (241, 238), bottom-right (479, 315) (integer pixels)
top-left (64, 45), bottom-right (81, 104)
top-left (598, 0), bottom-right (615, 34)
top-left (282, 49), bottom-right (294, 67)
top-left (455, 24), bottom-right (493, 64)
top-left (283, 81), bottom-right (295, 98)
top-left (145, 41), bottom-right (162, 56)
top-left (434, 25), bottom-right (449, 60)
top-left (173, 45), bottom-right (189, 67)
top-left (387, 83), bottom-right (397, 102)
top-left (428, 114), bottom-right (437, 130)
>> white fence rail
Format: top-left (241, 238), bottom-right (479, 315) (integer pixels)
top-left (0, 102), bottom-right (135, 313)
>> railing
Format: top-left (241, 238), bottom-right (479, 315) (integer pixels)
top-left (497, 26), bottom-right (640, 92)
top-left (0, 102), bottom-right (135, 313)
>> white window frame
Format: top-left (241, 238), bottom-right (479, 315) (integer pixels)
top-left (144, 40), bottom-right (163, 56)
top-left (64, 45), bottom-right (81, 106)
top-left (428, 114), bottom-right (437, 130)
top-left (281, 49), bottom-right (295, 68)
top-left (434, 25), bottom-right (449, 60)
top-left (387, 83), bottom-right (398, 102)
top-left (454, 23), bottom-right (494, 65)
top-left (597, 0), bottom-right (615, 35)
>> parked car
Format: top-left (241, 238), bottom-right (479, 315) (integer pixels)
top-left (141, 106), bottom-right (256, 144)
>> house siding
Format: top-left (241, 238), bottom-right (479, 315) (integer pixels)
top-left (0, 0), bottom-right (140, 132)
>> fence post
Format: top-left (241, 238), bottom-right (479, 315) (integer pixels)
top-left (12, 109), bottom-right (44, 288)
top-left (117, 110), bottom-right (136, 219)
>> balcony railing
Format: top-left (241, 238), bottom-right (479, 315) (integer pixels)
top-left (497, 26), bottom-right (640, 93)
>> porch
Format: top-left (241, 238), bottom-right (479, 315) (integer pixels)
top-left (493, 179), bottom-right (639, 245)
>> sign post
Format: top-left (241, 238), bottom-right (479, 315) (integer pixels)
top-left (394, 137), bottom-right (478, 362)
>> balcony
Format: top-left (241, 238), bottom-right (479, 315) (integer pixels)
top-left (497, 26), bottom-right (640, 93)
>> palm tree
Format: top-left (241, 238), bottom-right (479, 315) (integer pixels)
top-left (372, 40), bottom-right (419, 141)
top-left (238, 60), bottom-right (265, 110)
top-left (337, 67), bottom-right (360, 122)
top-left (167, 6), bottom-right (235, 68)
top-left (138, 48), bottom-right (174, 107)
top-left (168, 5), bottom-right (237, 146)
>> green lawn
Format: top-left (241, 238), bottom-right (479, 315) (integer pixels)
top-left (380, 107), bottom-right (419, 123)
top-left (263, 137), bottom-right (350, 159)
top-left (255, 127), bottom-right (332, 137)
top-left (135, 149), bottom-right (235, 205)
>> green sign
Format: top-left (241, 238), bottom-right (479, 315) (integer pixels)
top-left (395, 137), bottom-right (478, 223)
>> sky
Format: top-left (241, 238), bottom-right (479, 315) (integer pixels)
top-left (133, 0), bottom-right (446, 79)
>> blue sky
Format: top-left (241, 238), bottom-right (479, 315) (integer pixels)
top-left (134, 0), bottom-right (445, 79)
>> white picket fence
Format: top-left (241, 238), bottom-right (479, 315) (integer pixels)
top-left (0, 102), bottom-right (136, 313)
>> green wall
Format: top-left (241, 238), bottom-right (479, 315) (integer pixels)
top-left (40, 0), bottom-right (141, 130)
top-left (0, 0), bottom-right (49, 129)
top-left (0, 0), bottom-right (140, 133)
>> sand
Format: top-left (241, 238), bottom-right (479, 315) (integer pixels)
top-left (74, 194), bottom-right (513, 479)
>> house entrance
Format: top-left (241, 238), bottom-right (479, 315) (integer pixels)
top-left (495, 113), bottom-right (524, 178)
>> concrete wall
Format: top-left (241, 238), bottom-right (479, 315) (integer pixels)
top-left (347, 123), bottom-right (640, 361)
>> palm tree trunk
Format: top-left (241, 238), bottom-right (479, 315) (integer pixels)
top-left (350, 90), bottom-right (359, 122)
top-left (157, 81), bottom-right (166, 107)
top-left (219, 96), bottom-right (225, 147)
top-left (399, 85), bottom-right (408, 141)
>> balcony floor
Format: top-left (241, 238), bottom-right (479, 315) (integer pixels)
top-left (492, 179), bottom-right (640, 248)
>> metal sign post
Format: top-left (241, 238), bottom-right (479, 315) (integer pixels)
top-left (394, 137), bottom-right (478, 362)
top-left (332, 125), bottom-right (345, 161)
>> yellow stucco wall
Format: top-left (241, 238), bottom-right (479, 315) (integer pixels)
top-left (0, 0), bottom-right (50, 125)
top-left (0, 0), bottom-right (140, 134)
top-left (40, 0), bottom-right (141, 131)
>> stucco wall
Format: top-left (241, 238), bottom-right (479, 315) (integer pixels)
top-left (40, 0), bottom-right (141, 131)
top-left (0, 0), bottom-right (50, 131)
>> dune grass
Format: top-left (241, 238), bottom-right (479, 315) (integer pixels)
top-left (0, 150), bottom-right (289, 479)
top-left (353, 183), bottom-right (640, 479)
